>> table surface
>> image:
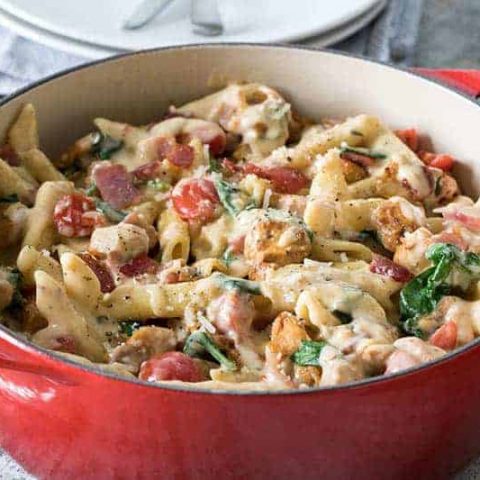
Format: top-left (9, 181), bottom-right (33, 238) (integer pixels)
top-left (3, 0), bottom-right (480, 478)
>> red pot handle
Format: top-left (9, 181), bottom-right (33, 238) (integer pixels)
top-left (0, 328), bottom-right (78, 385)
top-left (415, 68), bottom-right (480, 98)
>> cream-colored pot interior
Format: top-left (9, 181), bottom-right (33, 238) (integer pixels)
top-left (0, 45), bottom-right (478, 195)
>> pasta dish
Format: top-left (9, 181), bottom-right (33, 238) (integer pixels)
top-left (0, 83), bottom-right (477, 390)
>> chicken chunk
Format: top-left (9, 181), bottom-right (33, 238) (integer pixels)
top-left (110, 326), bottom-right (176, 372)
top-left (269, 311), bottom-right (309, 356)
top-left (341, 158), bottom-right (368, 184)
top-left (89, 223), bottom-right (149, 263)
top-left (244, 210), bottom-right (312, 265)
top-left (0, 202), bottom-right (28, 249)
top-left (371, 197), bottom-right (425, 252)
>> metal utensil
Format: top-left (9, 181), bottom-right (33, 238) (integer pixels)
top-left (122, 0), bottom-right (175, 30)
top-left (191, 0), bottom-right (223, 36)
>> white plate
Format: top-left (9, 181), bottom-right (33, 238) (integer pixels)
top-left (0, 1), bottom-right (386, 60)
top-left (0, 0), bottom-right (380, 51)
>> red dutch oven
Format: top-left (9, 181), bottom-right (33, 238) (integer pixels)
top-left (1, 45), bottom-right (480, 480)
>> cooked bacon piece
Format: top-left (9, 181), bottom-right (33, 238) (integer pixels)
top-left (151, 136), bottom-right (194, 168)
top-left (395, 128), bottom-right (419, 152)
top-left (53, 193), bottom-right (105, 237)
top-left (0, 144), bottom-right (20, 166)
top-left (419, 152), bottom-right (454, 171)
top-left (139, 352), bottom-right (204, 383)
top-left (433, 231), bottom-right (468, 250)
top-left (78, 253), bottom-right (115, 293)
top-left (51, 335), bottom-right (78, 355)
top-left (339, 151), bottom-right (375, 168)
top-left (92, 163), bottom-right (141, 209)
top-left (369, 254), bottom-right (413, 283)
top-left (429, 321), bottom-right (457, 351)
top-left (228, 235), bottom-right (245, 255)
top-left (172, 178), bottom-right (220, 223)
top-left (243, 164), bottom-right (309, 194)
top-left (119, 253), bottom-right (159, 277)
top-left (178, 124), bottom-right (226, 156)
top-left (443, 210), bottom-right (480, 232)
top-left (132, 160), bottom-right (163, 181)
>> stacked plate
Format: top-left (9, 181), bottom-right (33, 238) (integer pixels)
top-left (0, 0), bottom-right (387, 59)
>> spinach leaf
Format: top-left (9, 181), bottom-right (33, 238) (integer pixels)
top-left (0, 193), bottom-right (19, 204)
top-left (400, 243), bottom-right (480, 336)
top-left (119, 321), bottom-right (141, 337)
top-left (7, 268), bottom-right (25, 308)
top-left (339, 144), bottom-right (387, 159)
top-left (215, 179), bottom-right (241, 216)
top-left (91, 132), bottom-right (124, 160)
top-left (184, 331), bottom-right (237, 371)
top-left (216, 273), bottom-right (261, 295)
top-left (94, 199), bottom-right (127, 223)
top-left (291, 340), bottom-right (327, 366)
top-left (84, 182), bottom-right (98, 197)
top-left (146, 179), bottom-right (170, 192)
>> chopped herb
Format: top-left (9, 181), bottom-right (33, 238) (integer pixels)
top-left (434, 176), bottom-right (443, 196)
top-left (84, 182), bottom-right (98, 197)
top-left (215, 179), bottom-right (241, 216)
top-left (306, 228), bottom-right (315, 243)
top-left (332, 310), bottom-right (352, 324)
top-left (222, 248), bottom-right (236, 267)
top-left (291, 340), bottom-right (327, 366)
top-left (207, 156), bottom-right (222, 173)
top-left (339, 144), bottom-right (387, 159)
top-left (91, 132), bottom-right (124, 160)
top-left (400, 243), bottom-right (480, 337)
top-left (119, 321), bottom-right (141, 336)
top-left (184, 330), bottom-right (237, 371)
top-left (216, 273), bottom-right (261, 295)
top-left (94, 199), bottom-right (127, 223)
top-left (147, 178), bottom-right (170, 192)
top-left (0, 193), bottom-right (19, 203)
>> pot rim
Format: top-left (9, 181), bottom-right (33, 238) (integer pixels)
top-left (2, 42), bottom-right (479, 396)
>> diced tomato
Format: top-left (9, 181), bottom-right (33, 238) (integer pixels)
top-left (119, 253), bottom-right (159, 277)
top-left (172, 178), bottom-right (220, 223)
top-left (369, 254), bottom-right (413, 283)
top-left (93, 163), bottom-right (141, 209)
top-left (419, 152), bottom-right (454, 171)
top-left (243, 164), bottom-right (309, 194)
top-left (395, 128), bottom-right (419, 152)
top-left (54, 193), bottom-right (105, 237)
top-left (339, 151), bottom-right (375, 168)
top-left (139, 352), bottom-right (204, 383)
top-left (385, 350), bottom-right (419, 374)
top-left (430, 321), bottom-right (457, 350)
top-left (443, 210), bottom-right (480, 232)
top-left (0, 144), bottom-right (20, 166)
top-left (78, 253), bottom-right (115, 293)
top-left (132, 160), bottom-right (163, 180)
